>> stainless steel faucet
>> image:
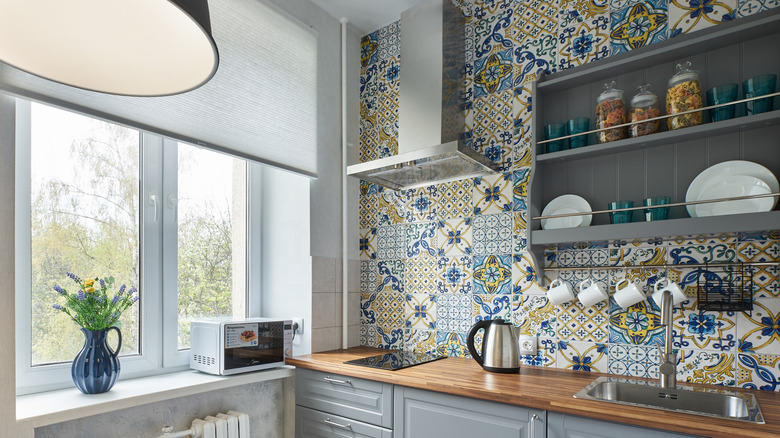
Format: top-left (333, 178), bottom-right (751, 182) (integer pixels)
top-left (658, 290), bottom-right (676, 389)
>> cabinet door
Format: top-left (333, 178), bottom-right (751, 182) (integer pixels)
top-left (546, 412), bottom-right (703, 438)
top-left (296, 406), bottom-right (393, 438)
top-left (394, 386), bottom-right (545, 438)
top-left (296, 368), bottom-right (393, 428)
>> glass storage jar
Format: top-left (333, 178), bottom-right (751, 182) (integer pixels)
top-left (666, 61), bottom-right (703, 130)
top-left (595, 81), bottom-right (626, 143)
top-left (630, 84), bottom-right (660, 137)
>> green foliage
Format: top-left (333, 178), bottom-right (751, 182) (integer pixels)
top-left (52, 274), bottom-right (138, 331)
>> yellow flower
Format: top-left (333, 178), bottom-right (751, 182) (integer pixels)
top-left (85, 287), bottom-right (96, 294)
top-left (84, 278), bottom-right (95, 287)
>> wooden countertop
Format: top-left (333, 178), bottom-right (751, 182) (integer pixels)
top-left (287, 347), bottom-right (780, 438)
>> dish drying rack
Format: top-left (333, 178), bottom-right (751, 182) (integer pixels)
top-left (696, 262), bottom-right (754, 312)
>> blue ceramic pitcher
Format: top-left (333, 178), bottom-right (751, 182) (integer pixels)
top-left (71, 327), bottom-right (122, 394)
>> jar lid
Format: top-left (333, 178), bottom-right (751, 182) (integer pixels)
top-left (668, 61), bottom-right (700, 86)
top-left (597, 80), bottom-right (624, 103)
top-left (631, 83), bottom-right (658, 106)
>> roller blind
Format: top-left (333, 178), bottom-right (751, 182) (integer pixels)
top-left (0, 0), bottom-right (318, 177)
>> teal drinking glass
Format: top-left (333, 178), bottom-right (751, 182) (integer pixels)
top-left (609, 200), bottom-right (634, 224)
top-left (643, 196), bottom-right (671, 221)
top-left (743, 74), bottom-right (777, 115)
top-left (544, 123), bottom-right (568, 153)
top-left (567, 117), bottom-right (590, 148)
top-left (706, 84), bottom-right (738, 122)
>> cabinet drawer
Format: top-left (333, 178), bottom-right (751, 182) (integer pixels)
top-left (296, 406), bottom-right (393, 438)
top-left (296, 368), bottom-right (393, 428)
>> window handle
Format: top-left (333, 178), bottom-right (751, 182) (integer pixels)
top-left (167, 194), bottom-right (177, 222)
top-left (148, 192), bottom-right (159, 222)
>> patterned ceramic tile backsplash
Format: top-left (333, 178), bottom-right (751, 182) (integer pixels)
top-left (358, 1), bottom-right (780, 392)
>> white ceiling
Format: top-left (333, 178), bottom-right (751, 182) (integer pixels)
top-left (308, 0), bottom-right (427, 35)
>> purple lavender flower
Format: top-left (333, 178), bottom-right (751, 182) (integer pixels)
top-left (112, 295), bottom-right (120, 305)
top-left (118, 284), bottom-right (126, 295)
top-left (131, 296), bottom-right (139, 303)
top-left (128, 287), bottom-right (138, 295)
top-left (77, 290), bottom-right (86, 300)
top-left (52, 304), bottom-right (63, 310)
top-left (53, 285), bottom-right (66, 295)
top-left (99, 278), bottom-right (106, 288)
top-left (67, 272), bottom-right (82, 283)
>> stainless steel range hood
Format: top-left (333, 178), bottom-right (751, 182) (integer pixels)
top-left (347, 0), bottom-right (499, 191)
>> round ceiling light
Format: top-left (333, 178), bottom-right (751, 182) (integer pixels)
top-left (0, 0), bottom-right (219, 96)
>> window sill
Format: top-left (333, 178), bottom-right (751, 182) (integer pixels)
top-left (16, 366), bottom-right (295, 429)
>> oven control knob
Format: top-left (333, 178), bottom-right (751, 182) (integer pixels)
top-left (285, 348), bottom-right (292, 357)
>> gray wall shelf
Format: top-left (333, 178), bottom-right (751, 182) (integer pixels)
top-left (527, 9), bottom-right (780, 283)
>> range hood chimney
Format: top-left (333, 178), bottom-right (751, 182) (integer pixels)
top-left (347, 0), bottom-right (499, 191)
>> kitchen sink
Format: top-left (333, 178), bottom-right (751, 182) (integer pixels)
top-left (574, 377), bottom-right (764, 424)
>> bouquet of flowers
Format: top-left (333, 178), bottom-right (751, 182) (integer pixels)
top-left (52, 273), bottom-right (138, 331)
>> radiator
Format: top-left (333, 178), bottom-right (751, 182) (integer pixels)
top-left (156, 411), bottom-right (250, 438)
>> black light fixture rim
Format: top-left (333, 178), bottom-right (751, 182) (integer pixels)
top-left (0, 0), bottom-right (220, 97)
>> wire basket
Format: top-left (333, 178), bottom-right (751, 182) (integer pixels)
top-left (696, 262), bottom-right (753, 312)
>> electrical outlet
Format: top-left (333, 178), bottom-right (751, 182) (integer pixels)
top-left (518, 334), bottom-right (537, 355)
top-left (292, 318), bottom-right (304, 335)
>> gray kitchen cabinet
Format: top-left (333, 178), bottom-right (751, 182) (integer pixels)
top-left (393, 386), bottom-right (545, 438)
top-left (295, 369), bottom-right (393, 437)
top-left (546, 412), bottom-right (701, 438)
top-left (527, 9), bottom-right (780, 279)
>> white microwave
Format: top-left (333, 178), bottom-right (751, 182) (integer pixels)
top-left (190, 318), bottom-right (293, 375)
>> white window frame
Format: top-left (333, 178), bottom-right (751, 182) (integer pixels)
top-left (14, 99), bottom-right (264, 394)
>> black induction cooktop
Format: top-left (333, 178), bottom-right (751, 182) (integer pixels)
top-left (344, 350), bottom-right (446, 371)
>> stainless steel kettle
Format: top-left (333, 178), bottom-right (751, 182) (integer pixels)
top-left (466, 319), bottom-right (520, 373)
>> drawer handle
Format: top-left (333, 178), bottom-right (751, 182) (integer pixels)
top-left (323, 376), bottom-right (352, 385)
top-left (531, 413), bottom-right (540, 438)
top-left (324, 418), bottom-right (352, 430)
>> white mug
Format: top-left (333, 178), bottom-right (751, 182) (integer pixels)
top-left (651, 278), bottom-right (687, 306)
top-left (613, 278), bottom-right (646, 310)
top-left (547, 279), bottom-right (576, 305)
top-left (577, 279), bottom-right (609, 307)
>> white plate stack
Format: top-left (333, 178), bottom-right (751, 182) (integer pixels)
top-left (685, 160), bottom-right (779, 217)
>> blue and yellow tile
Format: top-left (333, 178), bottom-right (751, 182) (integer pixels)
top-left (360, 324), bottom-right (376, 347)
top-left (473, 8), bottom-right (514, 61)
top-left (512, 252), bottom-right (541, 294)
top-left (673, 300), bottom-right (736, 352)
top-left (472, 213), bottom-right (513, 256)
top-left (513, 84), bottom-right (533, 132)
top-left (557, 15), bottom-right (611, 70)
top-left (472, 90), bottom-right (515, 138)
top-left (436, 256), bottom-right (473, 294)
top-left (473, 293), bottom-right (512, 321)
top-left (560, 0), bottom-right (610, 26)
top-left (474, 131), bottom-right (514, 172)
top-left (438, 218), bottom-right (473, 256)
top-left (513, 294), bottom-right (558, 337)
top-left (513, 127), bottom-right (532, 167)
top-left (678, 350), bottom-right (736, 386)
top-left (360, 193), bottom-right (378, 229)
top-left (558, 340), bottom-right (609, 372)
top-left (738, 299), bottom-right (780, 355)
top-left (405, 294), bottom-right (437, 329)
top-left (360, 227), bottom-right (377, 260)
top-left (376, 20), bottom-right (400, 60)
top-left (436, 331), bottom-right (471, 358)
top-left (361, 260), bottom-right (378, 294)
top-left (513, 211), bottom-right (528, 253)
top-left (405, 258), bottom-right (437, 294)
top-left (377, 190), bottom-right (406, 226)
top-left (609, 0), bottom-right (668, 55)
top-left (406, 222), bottom-right (439, 258)
top-left (557, 301), bottom-right (610, 342)
top-left (360, 33), bottom-right (379, 72)
top-left (737, 352), bottom-right (780, 391)
top-left (473, 48), bottom-right (514, 99)
top-left (513, 168), bottom-right (530, 212)
top-left (521, 337), bottom-right (558, 367)
top-left (511, 0), bottom-right (560, 47)
top-left (404, 186), bottom-right (439, 223)
top-left (608, 300), bottom-right (666, 345)
top-left (513, 36), bottom-right (558, 85)
top-left (376, 326), bottom-right (404, 350)
top-left (474, 255), bottom-right (513, 294)
top-left (473, 173), bottom-right (513, 215)
top-left (473, 0), bottom-right (514, 18)
top-left (669, 0), bottom-right (736, 37)
top-left (377, 259), bottom-right (405, 293)
top-left (361, 293), bottom-right (377, 325)
top-left (372, 292), bottom-right (405, 332)
top-left (438, 180), bottom-right (473, 221)
top-left (437, 293), bottom-right (473, 332)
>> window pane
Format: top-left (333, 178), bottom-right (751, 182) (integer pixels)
top-left (30, 102), bottom-right (140, 366)
top-left (177, 143), bottom-right (247, 349)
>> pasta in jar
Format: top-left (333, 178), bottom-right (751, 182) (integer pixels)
top-left (596, 81), bottom-right (626, 143)
top-left (666, 62), bottom-right (703, 130)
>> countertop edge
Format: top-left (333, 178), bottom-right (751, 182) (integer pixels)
top-left (288, 349), bottom-right (780, 438)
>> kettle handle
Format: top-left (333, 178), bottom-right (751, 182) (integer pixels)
top-left (466, 319), bottom-right (492, 366)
